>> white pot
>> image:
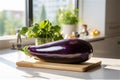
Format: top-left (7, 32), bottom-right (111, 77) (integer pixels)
top-left (62, 24), bottom-right (77, 36)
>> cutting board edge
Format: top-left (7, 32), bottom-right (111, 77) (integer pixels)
top-left (16, 60), bottom-right (101, 72)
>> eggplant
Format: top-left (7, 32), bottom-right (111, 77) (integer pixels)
top-left (28, 39), bottom-right (93, 63)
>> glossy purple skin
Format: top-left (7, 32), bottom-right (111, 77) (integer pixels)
top-left (30, 51), bottom-right (92, 63)
top-left (28, 39), bottom-right (93, 63)
top-left (28, 39), bottom-right (93, 54)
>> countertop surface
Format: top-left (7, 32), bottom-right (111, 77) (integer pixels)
top-left (0, 49), bottom-right (120, 80)
top-left (79, 34), bottom-right (105, 42)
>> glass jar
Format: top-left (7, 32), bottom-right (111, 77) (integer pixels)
top-left (35, 38), bottom-right (53, 45)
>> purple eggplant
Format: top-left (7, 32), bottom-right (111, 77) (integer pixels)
top-left (28, 39), bottom-right (93, 63)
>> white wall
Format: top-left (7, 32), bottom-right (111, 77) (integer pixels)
top-left (81, 0), bottom-right (120, 37)
top-left (81, 0), bottom-right (106, 35)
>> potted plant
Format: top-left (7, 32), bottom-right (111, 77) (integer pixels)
top-left (57, 8), bottom-right (79, 37)
top-left (19, 20), bottom-right (63, 45)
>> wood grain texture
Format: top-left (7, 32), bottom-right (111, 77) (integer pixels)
top-left (16, 59), bottom-right (101, 72)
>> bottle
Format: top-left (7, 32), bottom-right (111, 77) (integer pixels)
top-left (75, 32), bottom-right (80, 38)
top-left (81, 24), bottom-right (89, 36)
top-left (16, 30), bottom-right (22, 50)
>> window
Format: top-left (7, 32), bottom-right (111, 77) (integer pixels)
top-left (0, 0), bottom-right (78, 37)
top-left (0, 0), bottom-right (26, 49)
top-left (0, 0), bottom-right (25, 36)
top-left (31, 0), bottom-right (78, 24)
top-left (0, 0), bottom-right (78, 49)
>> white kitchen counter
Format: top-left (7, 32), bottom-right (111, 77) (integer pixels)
top-left (79, 34), bottom-right (105, 42)
top-left (0, 49), bottom-right (120, 80)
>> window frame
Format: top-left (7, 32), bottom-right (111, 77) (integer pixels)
top-left (26, 0), bottom-right (33, 27)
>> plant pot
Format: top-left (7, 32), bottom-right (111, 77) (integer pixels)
top-left (62, 24), bottom-right (77, 37)
top-left (35, 38), bottom-right (53, 45)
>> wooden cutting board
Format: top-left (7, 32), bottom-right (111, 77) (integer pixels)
top-left (16, 58), bottom-right (101, 72)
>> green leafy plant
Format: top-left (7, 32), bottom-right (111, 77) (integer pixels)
top-left (21, 46), bottom-right (30, 56)
top-left (57, 8), bottom-right (79, 25)
top-left (19, 20), bottom-right (63, 41)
